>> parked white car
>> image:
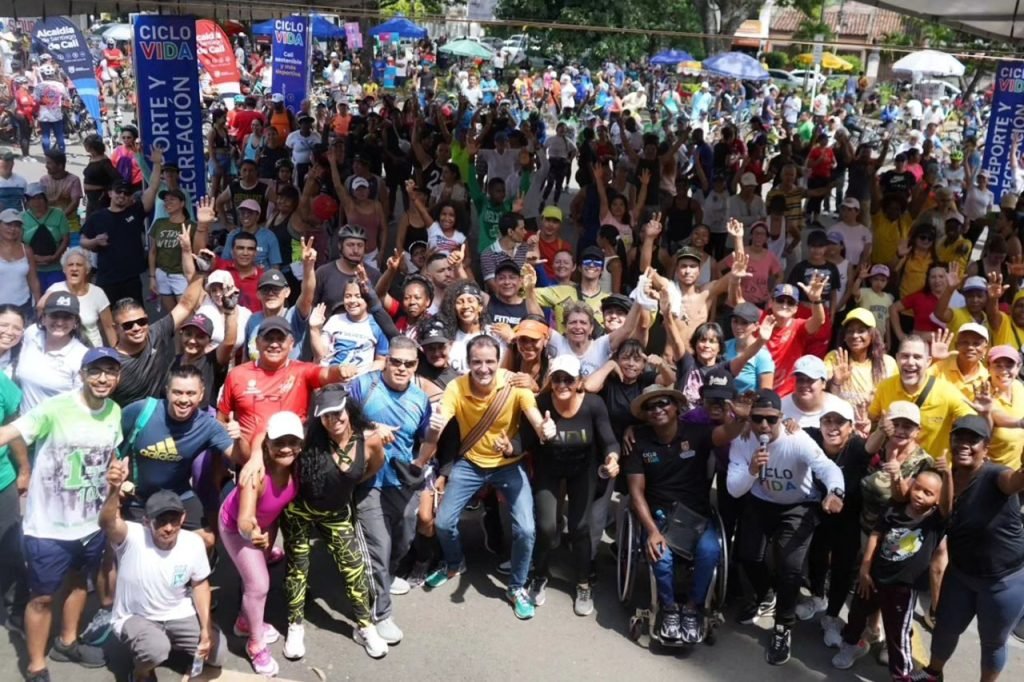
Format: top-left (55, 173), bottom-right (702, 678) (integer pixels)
top-left (768, 68), bottom-right (827, 88)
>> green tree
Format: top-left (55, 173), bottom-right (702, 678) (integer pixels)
top-left (379, 0), bottom-right (454, 19)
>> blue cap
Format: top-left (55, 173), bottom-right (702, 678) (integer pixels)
top-left (773, 283), bottom-right (800, 300)
top-left (81, 347), bottom-right (122, 368)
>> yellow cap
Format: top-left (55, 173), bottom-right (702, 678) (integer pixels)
top-left (842, 307), bottom-right (875, 328)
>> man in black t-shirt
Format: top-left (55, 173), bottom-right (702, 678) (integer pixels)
top-left (625, 384), bottom-right (721, 645)
top-left (486, 258), bottom-right (528, 326)
top-left (788, 230), bottom-right (841, 311)
top-left (879, 153), bottom-right (915, 200)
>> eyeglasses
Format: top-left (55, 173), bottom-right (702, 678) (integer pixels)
top-left (387, 357), bottom-right (417, 369)
top-left (84, 366), bottom-right (121, 378)
top-left (644, 398), bottom-right (674, 412)
top-left (751, 414), bottom-right (780, 424)
top-left (120, 317), bottom-right (149, 331)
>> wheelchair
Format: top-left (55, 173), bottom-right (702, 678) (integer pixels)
top-left (616, 499), bottom-right (729, 649)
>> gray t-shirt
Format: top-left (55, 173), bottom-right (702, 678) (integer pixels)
top-left (313, 260), bottom-right (382, 314)
top-left (112, 315), bottom-right (177, 407)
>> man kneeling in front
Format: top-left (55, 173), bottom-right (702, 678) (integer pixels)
top-left (99, 458), bottom-right (222, 682)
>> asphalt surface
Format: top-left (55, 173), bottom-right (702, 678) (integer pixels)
top-left (0, 139), bottom-right (1021, 681)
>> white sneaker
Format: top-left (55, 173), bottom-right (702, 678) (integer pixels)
top-left (821, 615), bottom-right (845, 648)
top-left (796, 595), bottom-right (827, 621)
top-left (374, 616), bottom-right (403, 644)
top-left (831, 640), bottom-right (869, 669)
top-left (390, 577), bottom-right (411, 595)
top-left (355, 624), bottom-right (388, 659)
top-left (283, 623), bottom-right (306, 660)
top-left (862, 625), bottom-right (884, 645)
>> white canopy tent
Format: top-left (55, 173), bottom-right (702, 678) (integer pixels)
top-left (870, 1), bottom-right (1024, 43)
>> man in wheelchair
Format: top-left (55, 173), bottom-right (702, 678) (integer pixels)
top-left (624, 384), bottom-right (722, 645)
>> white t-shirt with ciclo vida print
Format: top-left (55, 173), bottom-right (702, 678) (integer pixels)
top-left (14, 391), bottom-right (122, 541)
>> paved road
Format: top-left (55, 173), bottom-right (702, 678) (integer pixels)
top-left (2, 505), bottom-right (1020, 681)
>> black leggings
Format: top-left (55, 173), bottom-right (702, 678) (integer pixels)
top-left (532, 459), bottom-right (597, 584)
top-left (807, 506), bottom-right (862, 617)
top-left (542, 158), bottom-right (571, 204)
top-left (736, 497), bottom-right (820, 627)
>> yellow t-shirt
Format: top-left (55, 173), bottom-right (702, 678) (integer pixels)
top-left (899, 253), bottom-right (933, 299)
top-left (935, 236), bottom-right (973, 273)
top-left (856, 288), bottom-right (895, 336)
top-left (946, 307), bottom-right (994, 340)
top-left (990, 380), bottom-right (1024, 470)
top-left (533, 285), bottom-right (605, 333)
top-left (824, 352), bottom-right (898, 406)
top-left (992, 311), bottom-right (1024, 351)
top-left (869, 374), bottom-right (976, 459)
top-left (928, 355), bottom-right (989, 401)
top-left (440, 369), bottom-right (537, 468)
top-left (871, 211), bottom-right (912, 266)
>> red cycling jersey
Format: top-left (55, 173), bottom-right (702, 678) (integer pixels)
top-left (103, 48), bottom-right (124, 70)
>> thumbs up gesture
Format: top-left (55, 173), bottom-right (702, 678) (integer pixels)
top-left (541, 410), bottom-right (556, 441)
top-left (249, 525), bottom-right (270, 549)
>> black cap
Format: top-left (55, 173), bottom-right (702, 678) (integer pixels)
top-left (753, 388), bottom-right (782, 412)
top-left (258, 269), bottom-right (288, 289)
top-left (312, 385), bottom-right (349, 418)
top-left (601, 293), bottom-right (632, 312)
top-left (145, 489), bottom-right (185, 518)
top-left (158, 188), bottom-right (186, 202)
top-left (181, 314), bottom-right (214, 337)
top-left (807, 230), bottom-right (830, 247)
top-left (112, 179), bottom-right (133, 193)
top-left (419, 320), bottom-right (451, 345)
top-left (43, 292), bottom-right (80, 316)
top-left (257, 316), bottom-right (293, 337)
top-left (702, 368), bottom-right (736, 400)
top-left (494, 258), bottom-right (521, 276)
top-left (952, 415), bottom-right (991, 439)
top-left (674, 246), bottom-right (703, 262)
top-left (732, 302), bottom-right (762, 324)
top-left (161, 162), bottom-right (180, 172)
top-left (581, 246), bottom-right (604, 262)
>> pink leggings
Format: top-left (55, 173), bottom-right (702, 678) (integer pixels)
top-left (218, 516), bottom-right (276, 649)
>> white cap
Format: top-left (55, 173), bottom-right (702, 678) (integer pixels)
top-left (740, 172), bottom-right (758, 187)
top-left (793, 355), bottom-right (827, 381)
top-left (271, 93), bottom-right (285, 103)
top-left (962, 276), bottom-right (988, 293)
top-left (887, 400), bottom-right (921, 425)
top-left (205, 270), bottom-right (234, 289)
top-left (958, 322), bottom-right (989, 341)
top-left (266, 411), bottom-right (305, 440)
top-left (822, 398), bottom-right (855, 422)
top-left (548, 354), bottom-right (582, 379)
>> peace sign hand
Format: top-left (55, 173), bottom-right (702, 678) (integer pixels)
top-left (386, 248), bottom-right (403, 273)
top-left (301, 236), bottom-right (317, 264)
top-left (178, 223), bottom-right (192, 252)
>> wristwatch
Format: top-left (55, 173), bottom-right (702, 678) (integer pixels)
top-left (829, 487), bottom-right (845, 500)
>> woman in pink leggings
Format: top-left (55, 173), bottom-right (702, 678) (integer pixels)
top-left (219, 411), bottom-right (303, 676)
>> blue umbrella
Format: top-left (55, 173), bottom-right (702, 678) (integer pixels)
top-left (368, 15), bottom-right (428, 40)
top-left (702, 51), bottom-right (769, 81)
top-left (650, 49), bottom-right (695, 66)
top-left (251, 15), bottom-right (345, 40)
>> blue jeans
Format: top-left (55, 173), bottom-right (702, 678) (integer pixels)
top-left (644, 518), bottom-right (721, 611)
top-left (39, 120), bottom-right (65, 154)
top-left (435, 459), bottom-right (535, 590)
top-left (931, 562), bottom-right (1024, 674)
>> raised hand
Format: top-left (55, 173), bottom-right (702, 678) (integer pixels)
top-left (196, 196), bottom-right (215, 224)
top-left (796, 271), bottom-right (828, 302)
top-left (308, 302), bottom-right (327, 329)
top-left (512, 192), bottom-right (525, 213)
top-left (644, 212), bottom-right (663, 240)
top-left (491, 322), bottom-right (514, 343)
top-left (639, 168), bottom-right (651, 186)
top-left (386, 248), bottom-right (403, 273)
top-left (759, 314), bottom-right (777, 341)
top-left (732, 251), bottom-right (752, 278)
top-left (968, 379), bottom-right (993, 414)
top-left (521, 263), bottom-right (537, 291)
top-left (895, 239), bottom-right (910, 258)
top-left (150, 144), bottom-right (164, 165)
top-left (930, 327), bottom-right (952, 361)
top-left (107, 457), bottom-right (129, 490)
top-left (726, 390), bottom-right (757, 420)
top-left (178, 223), bottom-right (192, 253)
top-left (301, 236), bottom-right (317, 265)
top-left (946, 261), bottom-right (963, 290)
top-left (832, 347), bottom-right (852, 386)
top-left (726, 217), bottom-right (745, 240)
top-left (448, 243), bottom-right (466, 267)
top-left (987, 271), bottom-right (1009, 300)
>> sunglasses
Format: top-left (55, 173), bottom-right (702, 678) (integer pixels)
top-left (644, 398), bottom-right (674, 412)
top-left (581, 259), bottom-right (603, 268)
top-left (751, 414), bottom-right (780, 424)
top-left (773, 297), bottom-right (797, 307)
top-left (120, 317), bottom-right (149, 331)
top-left (387, 357), bottom-right (417, 369)
top-left (551, 373), bottom-right (576, 385)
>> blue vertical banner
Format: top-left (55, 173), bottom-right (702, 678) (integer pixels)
top-left (271, 15), bottom-right (311, 111)
top-left (131, 15), bottom-right (206, 201)
top-left (981, 61), bottom-right (1024, 205)
top-left (31, 17), bottom-right (101, 127)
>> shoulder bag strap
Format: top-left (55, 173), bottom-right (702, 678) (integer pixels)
top-left (914, 376), bottom-right (937, 409)
top-left (120, 397), bottom-right (160, 482)
top-left (457, 380), bottom-right (516, 459)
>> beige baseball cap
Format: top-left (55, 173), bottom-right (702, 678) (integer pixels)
top-left (887, 400), bottom-right (921, 425)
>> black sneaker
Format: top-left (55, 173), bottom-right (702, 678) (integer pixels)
top-left (26, 669), bottom-right (50, 682)
top-left (48, 637), bottom-right (106, 668)
top-left (4, 611), bottom-right (25, 638)
top-left (766, 624), bottom-right (791, 665)
top-left (679, 606), bottom-right (702, 644)
top-left (660, 606), bottom-right (682, 642)
top-left (738, 593), bottom-right (777, 624)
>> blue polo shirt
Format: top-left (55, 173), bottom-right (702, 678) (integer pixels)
top-left (348, 371), bottom-right (431, 489)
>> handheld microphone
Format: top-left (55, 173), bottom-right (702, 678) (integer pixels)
top-left (758, 434), bottom-right (770, 482)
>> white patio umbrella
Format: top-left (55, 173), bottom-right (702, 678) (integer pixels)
top-left (892, 49), bottom-right (965, 78)
top-left (101, 23), bottom-right (133, 43)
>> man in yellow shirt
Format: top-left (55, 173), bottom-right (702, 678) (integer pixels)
top-left (935, 272), bottom-right (994, 339)
top-left (869, 335), bottom-right (976, 457)
top-left (928, 323), bottom-right (990, 401)
top-left (419, 335), bottom-right (554, 618)
top-left (934, 213), bottom-right (972, 273)
top-left (870, 192), bottom-right (912, 266)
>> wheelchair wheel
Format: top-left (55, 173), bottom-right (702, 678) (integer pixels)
top-left (617, 505), bottom-right (638, 604)
top-left (711, 508), bottom-right (728, 609)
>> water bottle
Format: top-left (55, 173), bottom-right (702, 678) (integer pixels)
top-left (190, 651), bottom-right (204, 678)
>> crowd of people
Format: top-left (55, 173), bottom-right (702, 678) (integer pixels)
top-left (0, 32), bottom-right (1021, 682)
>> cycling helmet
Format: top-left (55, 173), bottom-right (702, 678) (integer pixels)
top-left (106, 38), bottom-right (115, 47)
top-left (338, 224), bottom-right (367, 242)
top-left (13, 76), bottom-right (28, 86)
top-left (39, 54), bottom-right (53, 62)
top-left (39, 64), bottom-right (55, 78)
top-left (950, 149), bottom-right (964, 162)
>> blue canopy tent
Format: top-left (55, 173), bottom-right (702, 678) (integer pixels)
top-left (368, 15), bottom-right (428, 40)
top-left (251, 15), bottom-right (345, 40)
top-left (702, 51), bottom-right (769, 81)
top-left (650, 49), bottom-right (695, 66)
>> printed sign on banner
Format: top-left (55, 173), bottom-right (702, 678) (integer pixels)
top-left (271, 16), bottom-right (311, 111)
top-left (981, 61), bottom-right (1024, 205)
top-left (132, 15), bottom-right (206, 201)
top-left (31, 17), bottom-right (101, 126)
top-left (344, 22), bottom-right (362, 50)
top-left (196, 19), bottom-right (241, 98)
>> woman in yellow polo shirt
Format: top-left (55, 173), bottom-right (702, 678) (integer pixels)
top-left (825, 307), bottom-right (898, 410)
top-left (893, 222), bottom-right (938, 299)
top-left (987, 344), bottom-right (1024, 470)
